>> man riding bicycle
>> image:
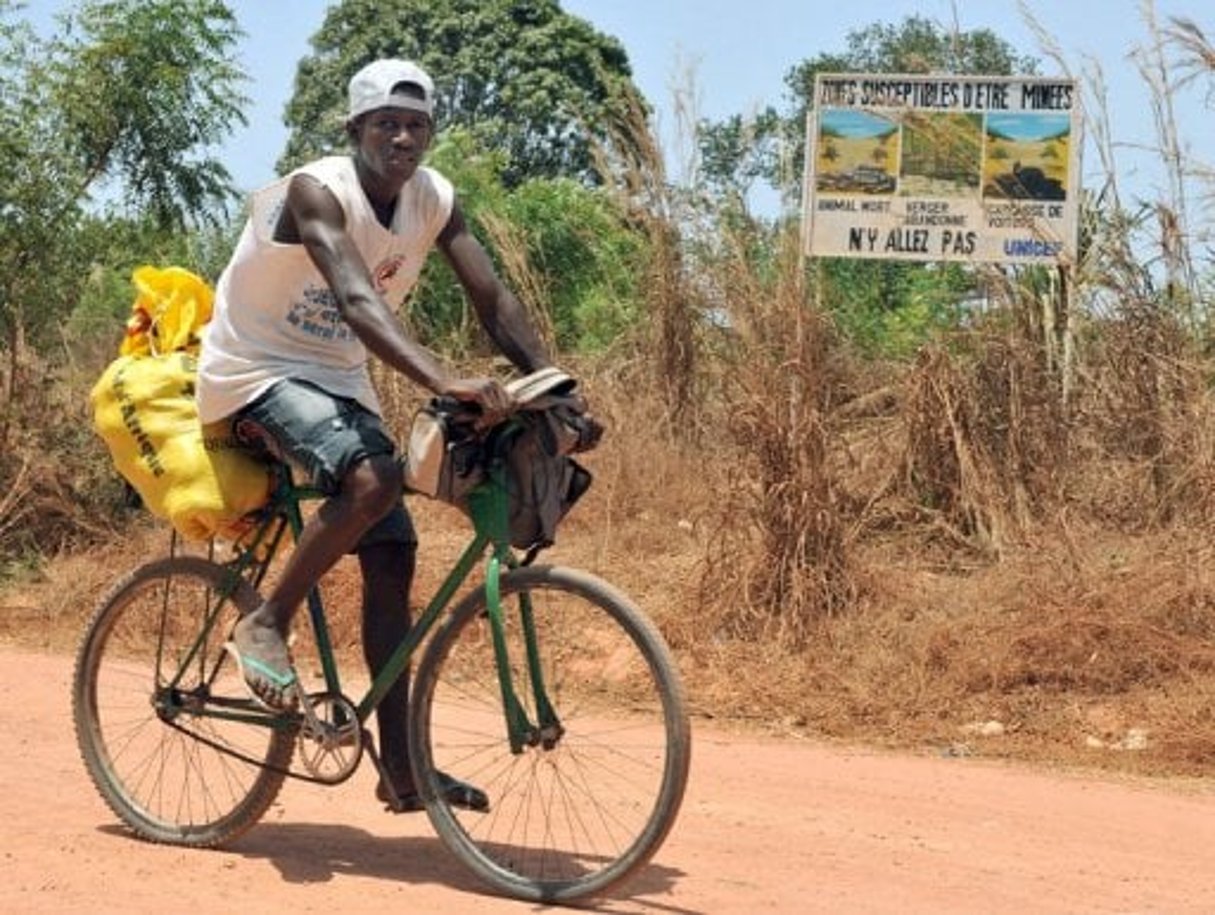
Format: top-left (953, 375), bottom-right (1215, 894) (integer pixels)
top-left (196, 58), bottom-right (551, 813)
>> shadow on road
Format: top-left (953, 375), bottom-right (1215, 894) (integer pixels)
top-left (225, 822), bottom-right (691, 912)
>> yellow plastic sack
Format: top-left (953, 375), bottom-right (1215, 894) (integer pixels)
top-left (119, 264), bottom-right (214, 357)
top-left (92, 267), bottom-right (271, 541)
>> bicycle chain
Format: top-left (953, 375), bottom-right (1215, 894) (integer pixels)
top-left (161, 699), bottom-right (363, 786)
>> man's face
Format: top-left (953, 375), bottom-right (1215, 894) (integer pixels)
top-left (353, 107), bottom-right (433, 184)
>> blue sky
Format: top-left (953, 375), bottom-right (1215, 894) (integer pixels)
top-left (19, 0), bottom-right (1214, 214)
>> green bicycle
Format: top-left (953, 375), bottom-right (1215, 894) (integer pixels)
top-left (70, 412), bottom-right (691, 903)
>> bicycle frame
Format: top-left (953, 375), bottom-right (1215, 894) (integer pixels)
top-left (169, 436), bottom-right (560, 761)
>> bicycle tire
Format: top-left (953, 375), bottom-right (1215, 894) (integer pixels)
top-left (72, 556), bottom-right (295, 847)
top-left (409, 565), bottom-right (691, 903)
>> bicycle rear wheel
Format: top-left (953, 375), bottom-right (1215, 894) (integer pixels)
top-left (409, 565), bottom-right (691, 903)
top-left (72, 556), bottom-right (295, 847)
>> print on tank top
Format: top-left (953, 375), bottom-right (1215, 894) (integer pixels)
top-left (285, 285), bottom-right (354, 343)
top-left (282, 253), bottom-right (407, 344)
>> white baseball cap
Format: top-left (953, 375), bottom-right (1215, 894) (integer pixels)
top-left (348, 59), bottom-right (435, 120)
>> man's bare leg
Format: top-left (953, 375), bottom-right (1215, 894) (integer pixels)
top-left (358, 542), bottom-right (413, 785)
top-left (231, 454), bottom-right (402, 708)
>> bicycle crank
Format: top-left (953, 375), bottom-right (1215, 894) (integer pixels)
top-left (295, 691), bottom-right (363, 784)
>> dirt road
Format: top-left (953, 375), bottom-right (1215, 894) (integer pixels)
top-left (4, 644), bottom-right (1213, 913)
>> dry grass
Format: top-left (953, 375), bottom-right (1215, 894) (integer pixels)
top-left (695, 229), bottom-right (858, 646)
top-left (7, 334), bottom-right (1215, 778)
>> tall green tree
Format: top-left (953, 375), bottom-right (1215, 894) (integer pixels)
top-left (0, 0), bottom-right (247, 446)
top-left (279, 0), bottom-right (645, 185)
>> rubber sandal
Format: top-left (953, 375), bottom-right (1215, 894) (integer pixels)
top-left (224, 640), bottom-right (299, 712)
top-left (376, 772), bottom-right (490, 813)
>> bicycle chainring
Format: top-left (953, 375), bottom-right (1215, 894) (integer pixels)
top-left (295, 692), bottom-right (363, 784)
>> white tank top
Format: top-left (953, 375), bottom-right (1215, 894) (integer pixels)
top-left (196, 156), bottom-right (454, 422)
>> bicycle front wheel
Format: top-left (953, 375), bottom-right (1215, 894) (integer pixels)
top-left (72, 557), bottom-right (295, 847)
top-left (409, 565), bottom-right (691, 903)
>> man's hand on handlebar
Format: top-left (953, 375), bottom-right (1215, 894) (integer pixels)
top-left (438, 376), bottom-right (514, 427)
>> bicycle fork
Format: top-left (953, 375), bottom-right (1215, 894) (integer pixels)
top-left (485, 554), bottom-right (564, 753)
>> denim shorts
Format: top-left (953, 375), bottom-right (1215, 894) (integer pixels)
top-left (235, 378), bottom-right (416, 549)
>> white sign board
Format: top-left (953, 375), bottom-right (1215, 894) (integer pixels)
top-left (802, 74), bottom-right (1081, 265)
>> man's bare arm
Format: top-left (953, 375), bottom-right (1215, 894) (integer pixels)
top-left (437, 202), bottom-right (551, 374)
top-left (287, 175), bottom-right (509, 410)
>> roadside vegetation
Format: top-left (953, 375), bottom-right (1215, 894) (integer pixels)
top-left (2, 0), bottom-right (1214, 777)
